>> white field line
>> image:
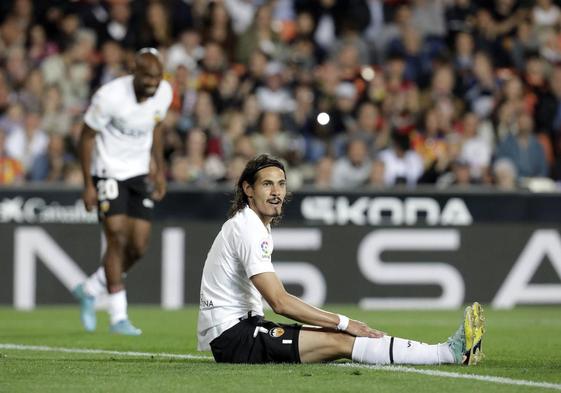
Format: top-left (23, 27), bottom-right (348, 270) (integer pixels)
top-left (2, 343), bottom-right (561, 391)
top-left (0, 343), bottom-right (212, 360)
top-left (335, 363), bottom-right (561, 391)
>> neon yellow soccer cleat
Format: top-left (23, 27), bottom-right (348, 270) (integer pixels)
top-left (469, 302), bottom-right (486, 365)
top-left (448, 302), bottom-right (486, 365)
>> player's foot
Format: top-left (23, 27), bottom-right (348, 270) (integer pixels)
top-left (72, 283), bottom-right (96, 332)
top-left (110, 319), bottom-right (142, 336)
top-left (470, 302), bottom-right (486, 365)
top-left (447, 302), bottom-right (486, 365)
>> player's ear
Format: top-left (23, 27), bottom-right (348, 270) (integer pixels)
top-left (242, 181), bottom-right (253, 198)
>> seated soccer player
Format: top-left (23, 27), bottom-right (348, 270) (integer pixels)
top-left (197, 154), bottom-right (486, 365)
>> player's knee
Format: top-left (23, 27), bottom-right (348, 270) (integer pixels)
top-left (106, 231), bottom-right (128, 252)
top-left (127, 243), bottom-right (147, 262)
top-left (331, 332), bottom-right (355, 357)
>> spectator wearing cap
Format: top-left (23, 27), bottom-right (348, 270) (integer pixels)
top-left (256, 61), bottom-right (295, 113)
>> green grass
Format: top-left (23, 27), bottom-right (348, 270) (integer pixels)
top-left (1, 306), bottom-right (560, 392)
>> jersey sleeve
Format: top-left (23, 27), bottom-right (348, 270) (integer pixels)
top-left (159, 80), bottom-right (173, 117)
top-left (236, 226), bottom-right (275, 279)
top-left (83, 86), bottom-right (113, 131)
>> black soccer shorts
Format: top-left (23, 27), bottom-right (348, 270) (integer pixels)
top-left (210, 315), bottom-right (302, 363)
top-left (93, 175), bottom-right (154, 221)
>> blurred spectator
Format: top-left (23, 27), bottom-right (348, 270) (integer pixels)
top-left (436, 158), bottom-right (476, 188)
top-left (28, 133), bottom-right (73, 181)
top-left (378, 131), bottom-right (423, 186)
top-left (101, 1), bottom-right (137, 49)
top-left (91, 40), bottom-right (126, 89)
top-left (331, 137), bottom-right (372, 189)
top-left (493, 157), bottom-right (518, 190)
top-left (459, 112), bottom-right (492, 180)
top-left (41, 84), bottom-right (71, 136)
top-left (170, 128), bottom-right (224, 185)
top-left (251, 111), bottom-right (293, 159)
top-left (139, 1), bottom-right (173, 48)
top-left (366, 158), bottom-right (386, 188)
top-left (166, 29), bottom-right (204, 73)
top-left (41, 30), bottom-right (95, 111)
top-left (202, 1), bottom-right (236, 61)
top-left (313, 155), bottom-right (334, 189)
top-left (496, 112), bottom-right (548, 179)
top-left (256, 62), bottom-right (295, 113)
top-left (235, 3), bottom-right (280, 64)
top-left (5, 109), bottom-right (48, 171)
top-left (0, 127), bottom-right (24, 185)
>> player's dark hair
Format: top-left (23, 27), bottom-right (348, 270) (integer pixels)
top-left (228, 154), bottom-right (287, 222)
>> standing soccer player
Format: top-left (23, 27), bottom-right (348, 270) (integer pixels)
top-left (198, 154), bottom-right (486, 364)
top-left (73, 48), bottom-right (172, 335)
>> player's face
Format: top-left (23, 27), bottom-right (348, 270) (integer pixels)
top-left (134, 59), bottom-right (163, 98)
top-left (245, 166), bottom-right (286, 225)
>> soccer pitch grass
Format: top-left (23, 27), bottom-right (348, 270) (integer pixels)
top-left (1, 306), bottom-right (560, 393)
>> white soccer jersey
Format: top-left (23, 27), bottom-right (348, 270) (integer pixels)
top-left (197, 206), bottom-right (275, 351)
top-left (83, 75), bottom-right (172, 180)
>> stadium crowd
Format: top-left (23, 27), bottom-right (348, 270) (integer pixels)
top-left (0, 0), bottom-right (560, 191)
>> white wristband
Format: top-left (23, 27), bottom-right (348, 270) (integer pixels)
top-left (336, 314), bottom-right (349, 331)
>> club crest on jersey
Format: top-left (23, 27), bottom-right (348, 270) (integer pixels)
top-left (269, 327), bottom-right (285, 338)
top-left (100, 200), bottom-right (110, 213)
top-left (154, 111), bottom-right (162, 123)
top-left (260, 239), bottom-right (271, 259)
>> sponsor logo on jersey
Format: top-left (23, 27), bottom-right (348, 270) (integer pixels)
top-left (269, 327), bottom-right (285, 338)
top-left (143, 198), bottom-right (154, 208)
top-left (260, 239), bottom-right (271, 259)
top-left (108, 118), bottom-right (149, 138)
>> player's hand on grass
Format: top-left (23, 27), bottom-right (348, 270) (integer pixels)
top-left (82, 184), bottom-right (97, 211)
top-left (346, 319), bottom-right (385, 338)
top-left (152, 172), bottom-right (167, 201)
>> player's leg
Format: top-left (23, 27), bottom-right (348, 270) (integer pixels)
top-left (299, 303), bottom-right (485, 365)
top-left (298, 327), bottom-right (355, 363)
top-left (102, 214), bottom-right (129, 293)
top-left (299, 324), bottom-right (454, 365)
top-left (123, 174), bottom-right (154, 273)
top-left (102, 214), bottom-right (142, 335)
top-left (123, 218), bottom-right (151, 272)
top-left (73, 177), bottom-right (126, 332)
top-left (105, 176), bottom-right (153, 336)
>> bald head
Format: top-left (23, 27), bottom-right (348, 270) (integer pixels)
top-left (133, 48), bottom-right (163, 100)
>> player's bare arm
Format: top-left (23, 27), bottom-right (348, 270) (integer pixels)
top-left (151, 121), bottom-right (166, 201)
top-left (78, 123), bottom-right (97, 211)
top-left (251, 272), bottom-right (384, 338)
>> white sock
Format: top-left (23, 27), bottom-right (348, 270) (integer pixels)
top-left (352, 336), bottom-right (455, 365)
top-left (108, 290), bottom-right (128, 325)
top-left (83, 267), bottom-right (108, 297)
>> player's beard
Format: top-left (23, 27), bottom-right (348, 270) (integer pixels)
top-left (267, 198), bottom-right (283, 217)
